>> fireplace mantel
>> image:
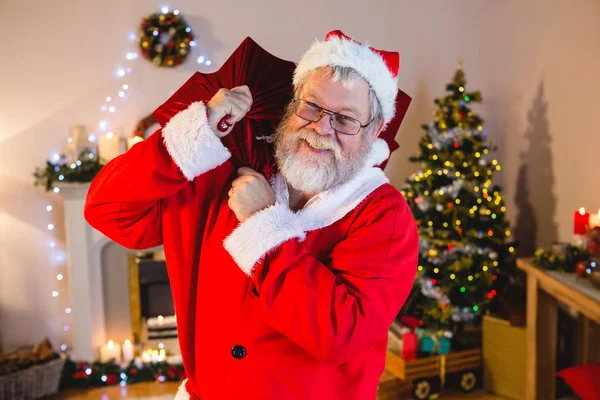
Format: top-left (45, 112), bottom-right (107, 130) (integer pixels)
top-left (57, 182), bottom-right (111, 360)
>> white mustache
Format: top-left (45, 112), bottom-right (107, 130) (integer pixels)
top-left (298, 130), bottom-right (340, 153)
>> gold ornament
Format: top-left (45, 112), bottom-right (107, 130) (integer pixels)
top-left (428, 248), bottom-right (439, 258)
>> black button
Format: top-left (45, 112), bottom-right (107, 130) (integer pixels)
top-left (231, 345), bottom-right (247, 359)
top-left (252, 285), bottom-right (259, 297)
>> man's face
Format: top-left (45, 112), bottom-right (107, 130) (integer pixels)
top-left (275, 67), bottom-right (377, 195)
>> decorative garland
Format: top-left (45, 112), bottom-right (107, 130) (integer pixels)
top-left (139, 11), bottom-right (194, 67)
top-left (61, 357), bottom-right (185, 388)
top-left (534, 244), bottom-right (590, 272)
top-left (33, 149), bottom-right (104, 192)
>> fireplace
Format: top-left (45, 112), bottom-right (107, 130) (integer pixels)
top-left (57, 182), bottom-right (180, 361)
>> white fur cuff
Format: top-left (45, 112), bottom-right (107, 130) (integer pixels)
top-left (224, 203), bottom-right (306, 276)
top-left (162, 101), bottom-right (231, 181)
top-left (174, 379), bottom-right (190, 399)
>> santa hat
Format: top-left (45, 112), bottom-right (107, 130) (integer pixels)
top-left (293, 30), bottom-right (400, 125)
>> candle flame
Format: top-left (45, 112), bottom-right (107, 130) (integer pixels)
top-left (157, 315), bottom-right (164, 322)
top-left (108, 340), bottom-right (114, 349)
top-left (124, 339), bottom-right (131, 345)
top-left (579, 207), bottom-right (586, 215)
top-left (106, 132), bottom-right (114, 139)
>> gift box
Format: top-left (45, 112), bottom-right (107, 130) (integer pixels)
top-left (398, 317), bottom-right (422, 360)
top-left (416, 328), bottom-right (451, 355)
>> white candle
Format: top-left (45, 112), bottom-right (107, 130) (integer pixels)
top-left (152, 350), bottom-right (159, 363)
top-left (100, 340), bottom-right (121, 364)
top-left (166, 354), bottom-right (183, 365)
top-left (127, 136), bottom-right (144, 150)
top-left (122, 340), bottom-right (134, 365)
top-left (98, 132), bottom-right (120, 163)
top-left (590, 210), bottom-right (600, 228)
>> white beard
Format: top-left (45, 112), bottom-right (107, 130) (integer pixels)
top-left (274, 114), bottom-right (371, 195)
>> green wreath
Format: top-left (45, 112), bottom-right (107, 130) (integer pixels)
top-left (133, 114), bottom-right (157, 138)
top-left (139, 11), bottom-right (194, 67)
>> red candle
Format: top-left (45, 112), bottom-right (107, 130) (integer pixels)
top-left (574, 207), bottom-right (590, 235)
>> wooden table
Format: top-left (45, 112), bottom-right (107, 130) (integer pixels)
top-left (517, 258), bottom-right (600, 400)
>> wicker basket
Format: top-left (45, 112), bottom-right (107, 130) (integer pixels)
top-left (0, 357), bottom-right (66, 400)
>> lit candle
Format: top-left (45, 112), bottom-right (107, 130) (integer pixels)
top-left (126, 135), bottom-right (144, 150)
top-left (152, 350), bottom-right (159, 363)
top-left (574, 207), bottom-right (590, 235)
top-left (157, 315), bottom-right (164, 326)
top-left (589, 209), bottom-right (600, 229)
top-left (122, 340), bottom-right (134, 364)
top-left (100, 340), bottom-right (121, 364)
top-left (98, 131), bottom-right (120, 163)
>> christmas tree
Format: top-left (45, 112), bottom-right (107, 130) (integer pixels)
top-left (400, 62), bottom-right (517, 329)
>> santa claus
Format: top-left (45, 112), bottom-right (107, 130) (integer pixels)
top-left (85, 30), bottom-right (418, 400)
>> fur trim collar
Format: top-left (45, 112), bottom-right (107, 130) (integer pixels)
top-left (224, 139), bottom-right (390, 275)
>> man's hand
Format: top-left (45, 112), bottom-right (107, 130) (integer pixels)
top-left (228, 167), bottom-right (275, 223)
top-left (206, 85), bottom-right (253, 137)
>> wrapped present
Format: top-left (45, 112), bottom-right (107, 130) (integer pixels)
top-left (416, 328), bottom-right (451, 355)
top-left (399, 317), bottom-right (422, 360)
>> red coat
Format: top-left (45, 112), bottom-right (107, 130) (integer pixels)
top-left (84, 101), bottom-right (419, 400)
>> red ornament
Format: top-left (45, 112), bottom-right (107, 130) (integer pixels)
top-left (492, 275), bottom-right (498, 281)
top-left (105, 374), bottom-right (119, 385)
top-left (73, 371), bottom-right (88, 379)
top-left (431, 279), bottom-right (437, 285)
top-left (576, 261), bottom-right (588, 278)
top-left (448, 243), bottom-right (453, 250)
top-left (453, 142), bottom-right (459, 148)
top-left (129, 367), bottom-right (138, 376)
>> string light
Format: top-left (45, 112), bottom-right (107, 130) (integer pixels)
top-left (44, 11), bottom-right (209, 354)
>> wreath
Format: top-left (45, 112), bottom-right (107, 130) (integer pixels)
top-left (139, 11), bottom-right (194, 67)
top-left (133, 114), bottom-right (158, 138)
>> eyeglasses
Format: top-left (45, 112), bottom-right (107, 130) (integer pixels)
top-left (292, 98), bottom-right (373, 136)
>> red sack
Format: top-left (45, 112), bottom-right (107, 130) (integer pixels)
top-left (153, 36), bottom-right (411, 179)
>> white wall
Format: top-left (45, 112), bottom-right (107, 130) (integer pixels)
top-left (1, 0), bottom-right (599, 353)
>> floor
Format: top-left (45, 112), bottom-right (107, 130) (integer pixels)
top-left (49, 373), bottom-right (508, 399)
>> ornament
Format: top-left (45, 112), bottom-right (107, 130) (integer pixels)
top-left (576, 261), bottom-right (587, 278)
top-left (436, 204), bottom-right (444, 212)
top-left (428, 248), bottom-right (439, 258)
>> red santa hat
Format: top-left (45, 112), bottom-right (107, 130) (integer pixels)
top-left (293, 30), bottom-right (400, 125)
